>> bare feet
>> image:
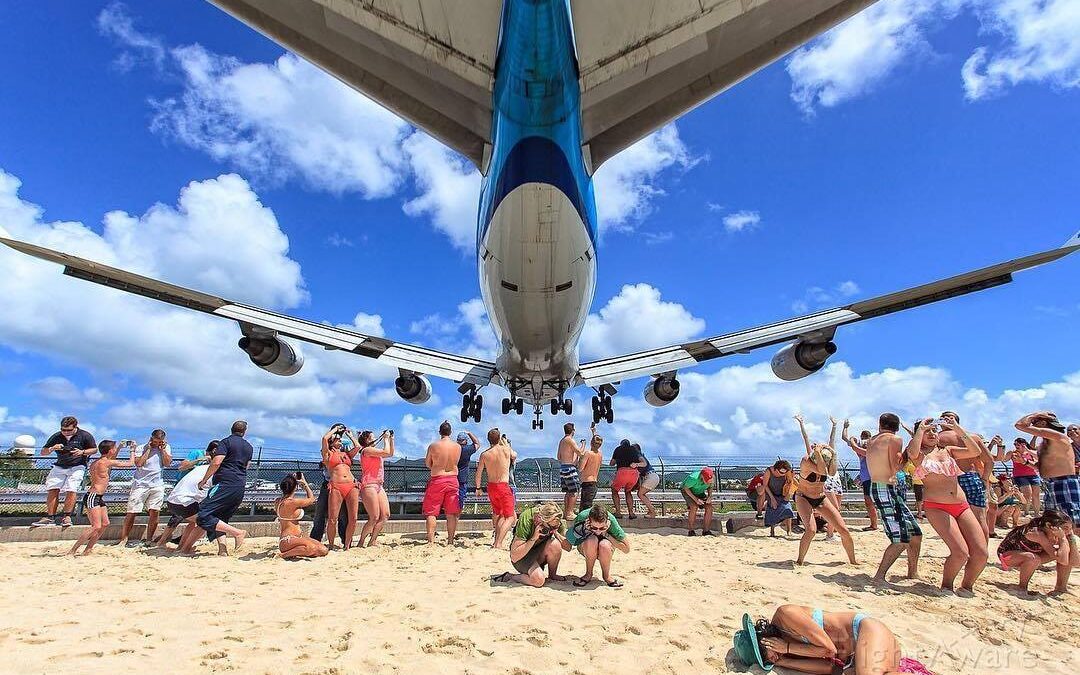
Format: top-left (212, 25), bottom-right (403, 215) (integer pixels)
top-left (233, 531), bottom-right (246, 553)
top-left (217, 541), bottom-right (229, 556)
top-left (548, 574), bottom-right (567, 582)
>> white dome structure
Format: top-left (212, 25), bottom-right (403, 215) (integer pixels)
top-left (9, 434), bottom-right (36, 456)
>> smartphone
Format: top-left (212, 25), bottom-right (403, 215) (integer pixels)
top-left (294, 471), bottom-right (303, 480)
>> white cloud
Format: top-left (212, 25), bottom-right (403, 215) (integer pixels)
top-left (410, 298), bottom-right (498, 360)
top-left (593, 125), bottom-right (697, 233)
top-left (400, 133), bottom-right (482, 251)
top-left (962, 0), bottom-right (1080, 100)
top-left (791, 280), bottom-right (861, 313)
top-left (96, 1), bottom-right (166, 70)
top-left (787, 0), bottom-right (944, 114)
top-left (0, 168), bottom-right (396, 435)
top-left (580, 284), bottom-right (706, 360)
top-left (27, 377), bottom-right (106, 407)
top-left (722, 210), bottom-right (761, 233)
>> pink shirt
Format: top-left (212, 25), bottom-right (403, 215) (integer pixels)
top-left (360, 453), bottom-right (384, 485)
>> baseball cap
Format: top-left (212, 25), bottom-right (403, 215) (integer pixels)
top-left (456, 433), bottom-right (468, 443)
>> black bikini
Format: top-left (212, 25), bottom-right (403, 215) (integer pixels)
top-left (800, 493), bottom-right (827, 508)
top-left (804, 472), bottom-right (829, 482)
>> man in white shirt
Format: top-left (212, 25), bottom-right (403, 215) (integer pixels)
top-left (156, 462), bottom-right (212, 550)
top-left (118, 429), bottom-right (172, 547)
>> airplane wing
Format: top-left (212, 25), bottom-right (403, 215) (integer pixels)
top-left (574, 0), bottom-right (879, 169)
top-left (206, 0), bottom-right (502, 168)
top-left (577, 235), bottom-right (1080, 387)
top-left (0, 236), bottom-right (498, 386)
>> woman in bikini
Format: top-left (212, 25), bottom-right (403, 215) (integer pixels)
top-left (998, 509), bottom-right (1078, 596)
top-left (358, 429), bottom-right (395, 547)
top-left (991, 475), bottom-right (1025, 531)
top-left (793, 414), bottom-right (856, 566)
top-left (907, 418), bottom-right (989, 593)
top-left (734, 604), bottom-right (916, 675)
top-left (276, 473), bottom-right (327, 559)
top-left (321, 423), bottom-right (361, 550)
top-left (994, 437), bottom-right (1042, 518)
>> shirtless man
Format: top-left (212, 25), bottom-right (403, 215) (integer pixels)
top-left (68, 440), bottom-right (135, 556)
top-left (1017, 412), bottom-right (1080, 528)
top-left (557, 423), bottom-right (584, 519)
top-left (476, 428), bottom-right (517, 548)
top-left (424, 421), bottom-right (463, 545)
top-left (578, 426), bottom-right (603, 511)
top-left (865, 413), bottom-right (922, 581)
top-left (937, 411), bottom-right (993, 539)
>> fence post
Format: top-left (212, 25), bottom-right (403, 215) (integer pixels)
top-left (531, 458), bottom-right (543, 492)
top-left (714, 463), bottom-right (722, 511)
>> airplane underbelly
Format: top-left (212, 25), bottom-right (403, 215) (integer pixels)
top-left (480, 182), bottom-right (595, 384)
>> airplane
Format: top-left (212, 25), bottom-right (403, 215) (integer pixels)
top-left (2, 0), bottom-right (1078, 431)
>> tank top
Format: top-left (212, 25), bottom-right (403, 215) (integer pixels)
top-left (1011, 452), bottom-right (1038, 478)
top-left (361, 452), bottom-right (384, 484)
top-left (767, 473), bottom-right (787, 497)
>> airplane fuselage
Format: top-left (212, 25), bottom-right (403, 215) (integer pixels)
top-left (477, 0), bottom-right (597, 404)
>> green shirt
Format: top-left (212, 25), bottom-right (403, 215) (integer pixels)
top-left (681, 470), bottom-right (711, 497)
top-left (514, 506), bottom-right (566, 541)
top-left (566, 511), bottom-right (626, 546)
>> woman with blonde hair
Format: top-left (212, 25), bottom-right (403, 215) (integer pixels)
top-left (793, 415), bottom-right (856, 565)
top-left (493, 501), bottom-right (571, 587)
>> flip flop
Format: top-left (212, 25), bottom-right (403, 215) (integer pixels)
top-left (490, 572), bottom-right (514, 583)
top-left (606, 579), bottom-right (623, 588)
top-left (573, 577), bottom-right (592, 587)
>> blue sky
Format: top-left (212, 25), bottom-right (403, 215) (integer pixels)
top-left (1, 1), bottom-right (1078, 461)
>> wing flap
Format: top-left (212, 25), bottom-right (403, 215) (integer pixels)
top-left (579, 239), bottom-right (1079, 387)
top-left (2, 236), bottom-right (497, 386)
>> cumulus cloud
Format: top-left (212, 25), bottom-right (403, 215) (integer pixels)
top-left (722, 210), bottom-right (762, 233)
top-left (400, 133), bottom-right (482, 250)
top-left (791, 280), bottom-right (862, 314)
top-left (0, 168), bottom-right (396, 436)
top-left (580, 284), bottom-right (706, 360)
top-left (962, 0), bottom-right (1080, 99)
top-left (787, 0), bottom-right (945, 114)
top-left (27, 377), bottom-right (106, 407)
top-left (409, 298), bottom-right (498, 360)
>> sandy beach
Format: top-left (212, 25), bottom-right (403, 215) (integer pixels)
top-left (0, 523), bottom-right (1075, 674)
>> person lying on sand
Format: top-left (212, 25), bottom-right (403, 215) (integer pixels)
top-left (566, 504), bottom-right (630, 587)
top-left (997, 509), bottom-right (1078, 596)
top-left (492, 502), bottom-right (570, 587)
top-left (734, 604), bottom-right (932, 674)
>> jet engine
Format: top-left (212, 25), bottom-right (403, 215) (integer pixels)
top-left (643, 374), bottom-right (680, 407)
top-left (770, 340), bottom-right (837, 381)
top-left (238, 335), bottom-right (304, 376)
top-left (395, 373), bottom-right (433, 404)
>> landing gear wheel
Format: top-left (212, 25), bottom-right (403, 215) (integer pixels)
top-left (472, 395), bottom-right (483, 423)
top-left (514, 399), bottom-right (525, 415)
top-left (460, 408), bottom-right (470, 423)
top-left (562, 399), bottom-right (573, 415)
top-left (501, 398), bottom-right (511, 415)
top-left (604, 403), bottom-right (614, 424)
top-left (591, 396), bottom-right (602, 425)
top-left (550, 400), bottom-right (559, 416)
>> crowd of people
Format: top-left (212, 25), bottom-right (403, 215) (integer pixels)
top-left (27, 409), bottom-right (1080, 600)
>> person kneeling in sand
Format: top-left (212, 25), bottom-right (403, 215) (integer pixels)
top-left (997, 509), bottom-right (1078, 596)
top-left (68, 440), bottom-right (135, 556)
top-left (493, 502), bottom-right (570, 587)
top-left (567, 505), bottom-right (630, 587)
top-left (734, 605), bottom-right (927, 675)
top-left (276, 473), bottom-right (328, 559)
top-left (476, 428), bottom-right (517, 548)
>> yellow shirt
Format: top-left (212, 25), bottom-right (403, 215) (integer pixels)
top-left (902, 460), bottom-right (922, 486)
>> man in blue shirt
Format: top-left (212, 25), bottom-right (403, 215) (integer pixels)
top-left (195, 420), bottom-right (253, 554)
top-left (456, 431), bottom-right (480, 510)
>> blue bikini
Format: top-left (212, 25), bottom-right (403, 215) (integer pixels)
top-left (810, 608), bottom-right (867, 641)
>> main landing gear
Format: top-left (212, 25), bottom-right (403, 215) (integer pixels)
top-left (501, 395), bottom-right (525, 415)
top-left (591, 386), bottom-right (615, 425)
top-left (459, 385), bottom-right (483, 423)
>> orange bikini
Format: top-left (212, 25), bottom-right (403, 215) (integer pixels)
top-left (327, 450), bottom-right (357, 497)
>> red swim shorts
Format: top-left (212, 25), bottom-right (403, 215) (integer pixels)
top-left (611, 467), bottom-right (639, 491)
top-left (422, 475), bottom-right (462, 516)
top-left (487, 482), bottom-right (515, 517)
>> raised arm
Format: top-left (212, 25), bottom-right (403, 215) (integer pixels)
top-left (828, 416), bottom-right (838, 450)
top-left (794, 414), bottom-right (812, 456)
top-left (134, 443), bottom-right (152, 468)
top-left (294, 476), bottom-right (317, 508)
top-left (1015, 412), bottom-right (1071, 443)
top-left (906, 419), bottom-right (933, 462)
top-left (365, 432), bottom-right (395, 459)
top-left (942, 422), bottom-right (982, 460)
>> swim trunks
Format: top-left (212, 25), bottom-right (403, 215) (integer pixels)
top-left (957, 472), bottom-right (987, 508)
top-left (422, 474), bottom-right (462, 517)
top-left (868, 482), bottom-right (922, 544)
top-left (611, 467), bottom-right (639, 492)
top-left (1043, 475), bottom-right (1080, 527)
top-left (559, 464), bottom-right (581, 493)
top-left (486, 481), bottom-right (515, 518)
top-left (512, 534), bottom-right (554, 574)
top-left (83, 492), bottom-right (106, 510)
top-left (165, 500), bottom-right (199, 528)
top-left (579, 481), bottom-right (598, 511)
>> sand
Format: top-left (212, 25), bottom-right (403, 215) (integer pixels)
top-left (0, 524), bottom-right (1075, 674)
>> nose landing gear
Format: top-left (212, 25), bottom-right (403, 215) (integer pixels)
top-left (531, 405), bottom-right (545, 430)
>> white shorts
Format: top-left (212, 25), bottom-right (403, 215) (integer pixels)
top-left (44, 466), bottom-right (86, 494)
top-left (640, 471), bottom-right (660, 492)
top-left (825, 475), bottom-right (844, 495)
top-left (127, 485), bottom-right (166, 512)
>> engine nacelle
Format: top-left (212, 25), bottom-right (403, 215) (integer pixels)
top-left (395, 373), bottom-right (433, 405)
top-left (238, 335), bottom-right (304, 376)
top-left (771, 341), bottom-right (837, 381)
top-left (643, 374), bottom-right (680, 407)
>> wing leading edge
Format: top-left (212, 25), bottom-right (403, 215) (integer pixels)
top-left (577, 236), bottom-right (1080, 387)
top-left (0, 236), bottom-right (497, 386)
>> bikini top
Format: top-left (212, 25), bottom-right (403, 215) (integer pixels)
top-left (804, 472), bottom-right (829, 483)
top-left (914, 452), bottom-right (963, 480)
top-left (327, 450), bottom-right (352, 469)
top-left (276, 501), bottom-right (305, 523)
